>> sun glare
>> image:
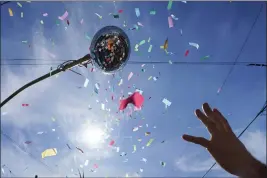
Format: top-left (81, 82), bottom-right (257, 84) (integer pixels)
top-left (79, 126), bottom-right (105, 148)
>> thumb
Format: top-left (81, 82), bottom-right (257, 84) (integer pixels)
top-left (182, 134), bottom-right (210, 148)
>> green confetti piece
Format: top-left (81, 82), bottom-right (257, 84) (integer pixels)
top-left (148, 37), bottom-right (151, 43)
top-left (167, 0), bottom-right (173, 10)
top-left (17, 2), bottom-right (22, 7)
top-left (146, 138), bottom-right (154, 147)
top-left (40, 20), bottom-right (44, 24)
top-left (133, 145), bottom-right (136, 153)
top-left (22, 41), bottom-right (28, 43)
top-left (148, 45), bottom-right (153, 52)
top-left (201, 55), bottom-right (210, 60)
top-left (150, 10), bottom-right (156, 15)
top-left (139, 40), bottom-right (146, 46)
top-left (134, 48), bottom-right (139, 52)
top-left (85, 34), bottom-right (91, 40)
top-left (134, 24), bottom-right (139, 30)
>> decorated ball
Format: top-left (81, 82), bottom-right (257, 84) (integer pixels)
top-left (90, 26), bottom-right (131, 73)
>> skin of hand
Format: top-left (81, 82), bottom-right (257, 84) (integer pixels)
top-left (182, 103), bottom-right (266, 178)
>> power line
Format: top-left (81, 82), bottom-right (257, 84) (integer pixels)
top-left (1, 130), bottom-right (55, 174)
top-left (202, 101), bottom-right (267, 178)
top-left (1, 1), bottom-right (11, 6)
top-left (217, 4), bottom-right (264, 95)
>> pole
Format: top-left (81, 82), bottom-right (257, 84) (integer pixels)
top-left (0, 54), bottom-right (91, 108)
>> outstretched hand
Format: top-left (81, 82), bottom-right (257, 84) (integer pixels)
top-left (182, 103), bottom-right (257, 177)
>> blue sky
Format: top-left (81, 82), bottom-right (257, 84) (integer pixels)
top-left (1, 1), bottom-right (266, 177)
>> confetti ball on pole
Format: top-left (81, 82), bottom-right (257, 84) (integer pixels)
top-left (90, 26), bottom-right (131, 73)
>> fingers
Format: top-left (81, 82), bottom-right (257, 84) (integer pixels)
top-left (213, 108), bottom-right (232, 132)
top-left (195, 109), bottom-right (216, 133)
top-left (182, 134), bottom-right (210, 148)
top-left (202, 103), bottom-right (221, 127)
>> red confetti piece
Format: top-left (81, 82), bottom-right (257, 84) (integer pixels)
top-left (109, 140), bottom-right (115, 146)
top-left (119, 92), bottom-right (144, 111)
top-left (118, 9), bottom-right (123, 13)
top-left (94, 164), bottom-right (98, 169)
top-left (22, 104), bottom-right (29, 106)
top-left (76, 147), bottom-right (84, 153)
top-left (185, 50), bottom-right (189, 56)
top-left (25, 141), bottom-right (32, 144)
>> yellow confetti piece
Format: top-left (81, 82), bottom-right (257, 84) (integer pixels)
top-left (21, 12), bottom-right (23, 18)
top-left (40, 20), bottom-right (44, 24)
top-left (132, 145), bottom-right (137, 153)
top-left (148, 76), bottom-right (152, 80)
top-left (146, 138), bottom-right (154, 147)
top-left (17, 2), bottom-right (22, 7)
top-left (41, 148), bottom-right (57, 158)
top-left (8, 8), bottom-right (13, 16)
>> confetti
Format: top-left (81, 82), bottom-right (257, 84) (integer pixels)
top-left (95, 83), bottom-right (100, 90)
top-left (119, 92), bottom-right (144, 110)
top-left (162, 98), bottom-right (172, 108)
top-left (67, 19), bottom-right (70, 25)
top-left (8, 8), bottom-right (13, 16)
top-left (43, 13), bottom-right (48, 17)
top-left (161, 161), bottom-right (166, 167)
top-left (101, 103), bottom-right (105, 110)
top-left (135, 8), bottom-right (140, 17)
top-left (84, 160), bottom-right (89, 166)
top-left (76, 147), bottom-right (84, 153)
top-left (95, 13), bottom-right (102, 19)
top-left (163, 38), bottom-right (168, 50)
top-left (118, 79), bottom-right (123, 86)
top-left (120, 152), bottom-right (127, 156)
top-left (168, 16), bottom-right (174, 28)
top-left (189, 42), bottom-right (199, 49)
top-left (25, 141), bottom-right (32, 144)
top-left (22, 40), bottom-right (28, 43)
top-left (41, 148), bottom-right (57, 158)
top-left (118, 9), bottom-right (123, 13)
top-left (185, 50), bottom-right (189, 56)
top-left (22, 104), bottom-right (29, 106)
top-left (40, 20), bottom-right (44, 24)
top-left (21, 12), bottom-right (23, 18)
top-left (109, 140), bottom-right (115, 146)
top-left (137, 22), bottom-right (144, 26)
top-left (201, 55), bottom-right (210, 60)
top-left (146, 138), bottom-right (154, 146)
top-left (17, 2), bottom-right (22, 7)
top-left (37, 132), bottom-right (44, 135)
top-left (132, 145), bottom-right (137, 153)
top-left (128, 72), bottom-right (133, 80)
top-left (145, 132), bottom-right (151, 136)
top-left (180, 29), bottom-right (183, 35)
top-left (84, 78), bottom-right (89, 88)
top-left (133, 127), bottom-right (139, 132)
top-left (148, 45), bottom-right (153, 52)
top-left (167, 0), bottom-right (173, 10)
top-left (153, 77), bottom-right (158, 81)
top-left (171, 14), bottom-right (178, 20)
top-left (148, 76), bottom-right (152, 80)
top-left (141, 158), bottom-right (147, 163)
top-left (140, 168), bottom-right (144, 172)
top-left (169, 60), bottom-right (173, 64)
top-left (66, 144), bottom-right (71, 149)
top-left (58, 11), bottom-right (68, 21)
top-left (150, 10), bottom-right (156, 15)
top-left (139, 40), bottom-right (146, 46)
top-left (148, 37), bottom-right (151, 43)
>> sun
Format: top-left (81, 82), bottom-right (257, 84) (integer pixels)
top-left (79, 126), bottom-right (105, 148)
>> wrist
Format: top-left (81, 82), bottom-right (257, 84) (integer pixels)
top-left (239, 155), bottom-right (267, 178)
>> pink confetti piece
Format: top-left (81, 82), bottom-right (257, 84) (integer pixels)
top-left (119, 92), bottom-right (144, 111)
top-left (109, 140), bottom-right (115, 146)
top-left (185, 50), bottom-right (189, 56)
top-left (43, 13), bottom-right (48, 17)
top-left (58, 11), bottom-right (68, 21)
top-left (128, 72), bottom-right (133, 81)
top-left (118, 9), bottom-right (123, 13)
top-left (94, 164), bottom-right (98, 169)
top-left (22, 104), bottom-right (29, 106)
top-left (168, 16), bottom-right (174, 28)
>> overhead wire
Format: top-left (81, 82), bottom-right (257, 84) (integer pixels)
top-left (201, 4), bottom-right (265, 177)
top-left (1, 130), bottom-right (55, 174)
top-left (217, 3), bottom-right (264, 95)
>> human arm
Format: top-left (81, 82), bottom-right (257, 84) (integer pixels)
top-left (182, 103), bottom-right (267, 178)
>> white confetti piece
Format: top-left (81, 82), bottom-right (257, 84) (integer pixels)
top-left (84, 160), bottom-right (89, 166)
top-left (171, 14), bottom-right (178, 20)
top-left (162, 98), bottom-right (172, 108)
top-left (137, 22), bottom-right (144, 26)
top-left (21, 12), bottom-right (23, 18)
top-left (37, 132), bottom-right (44, 135)
top-left (135, 8), bottom-right (140, 17)
top-left (95, 13), bottom-right (102, 19)
top-left (133, 127), bottom-right (139, 132)
top-left (128, 72), bottom-right (133, 80)
top-left (52, 129), bottom-right (55, 132)
top-left (84, 78), bottom-right (89, 88)
top-left (148, 45), bottom-right (153, 52)
top-left (118, 79), bottom-right (123, 86)
top-left (189, 42), bottom-right (199, 49)
top-left (95, 83), bottom-right (100, 90)
top-left (43, 13), bottom-right (48, 17)
top-left (101, 103), bottom-right (105, 110)
top-left (153, 77), bottom-right (157, 81)
top-left (136, 89), bottom-right (143, 94)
